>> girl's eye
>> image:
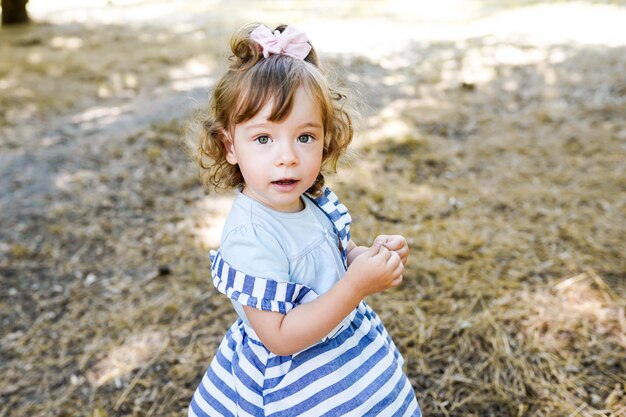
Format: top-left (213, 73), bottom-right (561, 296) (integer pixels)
top-left (255, 136), bottom-right (271, 144)
top-left (297, 134), bottom-right (314, 144)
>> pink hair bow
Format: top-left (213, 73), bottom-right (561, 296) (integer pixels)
top-left (250, 25), bottom-right (312, 60)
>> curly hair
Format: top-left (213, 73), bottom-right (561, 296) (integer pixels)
top-left (184, 23), bottom-right (354, 197)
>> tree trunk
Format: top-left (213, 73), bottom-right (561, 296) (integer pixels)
top-left (1, 0), bottom-right (30, 26)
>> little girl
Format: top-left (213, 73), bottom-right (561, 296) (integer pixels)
top-left (186, 23), bottom-right (421, 417)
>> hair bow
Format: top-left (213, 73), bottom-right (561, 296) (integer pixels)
top-left (250, 25), bottom-right (312, 60)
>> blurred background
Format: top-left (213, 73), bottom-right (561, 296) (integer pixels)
top-left (1, 1), bottom-right (625, 416)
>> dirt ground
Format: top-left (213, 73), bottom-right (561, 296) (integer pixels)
top-left (1, 1), bottom-right (625, 416)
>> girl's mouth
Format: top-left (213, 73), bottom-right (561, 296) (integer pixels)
top-left (271, 179), bottom-right (299, 192)
top-left (272, 179), bottom-right (298, 185)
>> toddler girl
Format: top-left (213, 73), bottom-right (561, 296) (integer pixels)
top-left (186, 23), bottom-right (421, 417)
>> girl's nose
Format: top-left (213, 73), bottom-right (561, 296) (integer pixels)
top-left (275, 141), bottom-right (298, 166)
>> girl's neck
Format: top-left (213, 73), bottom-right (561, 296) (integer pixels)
top-left (240, 188), bottom-right (306, 213)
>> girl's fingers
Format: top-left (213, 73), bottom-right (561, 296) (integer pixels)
top-left (365, 243), bottom-right (381, 256)
top-left (389, 260), bottom-right (404, 287)
top-left (375, 245), bottom-right (392, 261)
top-left (384, 236), bottom-right (409, 264)
top-left (393, 260), bottom-right (404, 277)
top-left (386, 234), bottom-right (403, 246)
top-left (399, 249), bottom-right (408, 264)
top-left (386, 250), bottom-right (401, 269)
top-left (374, 235), bottom-right (390, 248)
top-left (383, 237), bottom-right (401, 251)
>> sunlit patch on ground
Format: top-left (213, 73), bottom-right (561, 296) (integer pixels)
top-left (524, 272), bottom-right (625, 350)
top-left (187, 194), bottom-right (235, 250)
top-left (87, 330), bottom-right (170, 388)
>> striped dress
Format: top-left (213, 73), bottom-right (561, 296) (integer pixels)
top-left (188, 188), bottom-right (421, 417)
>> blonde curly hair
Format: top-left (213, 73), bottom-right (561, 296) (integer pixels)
top-left (184, 23), bottom-right (354, 197)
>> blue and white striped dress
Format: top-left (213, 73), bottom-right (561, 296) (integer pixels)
top-left (188, 188), bottom-right (421, 416)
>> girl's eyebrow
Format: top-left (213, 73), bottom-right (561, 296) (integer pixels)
top-left (243, 122), bottom-right (271, 130)
top-left (243, 121), bottom-right (323, 130)
top-left (299, 122), bottom-right (323, 129)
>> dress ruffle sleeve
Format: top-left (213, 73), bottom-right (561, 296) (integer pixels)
top-left (210, 250), bottom-right (320, 314)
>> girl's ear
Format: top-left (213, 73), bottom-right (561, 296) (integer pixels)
top-left (221, 129), bottom-right (238, 165)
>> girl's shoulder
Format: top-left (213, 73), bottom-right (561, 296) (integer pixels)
top-left (219, 192), bottom-right (338, 280)
top-left (222, 191), bottom-right (327, 244)
top-left (222, 193), bottom-right (283, 251)
top-left (219, 192), bottom-right (294, 282)
top-left (222, 192), bottom-right (291, 243)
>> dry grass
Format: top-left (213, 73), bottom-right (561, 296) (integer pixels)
top-left (1, 5), bottom-right (625, 417)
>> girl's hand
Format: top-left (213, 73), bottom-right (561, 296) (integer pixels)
top-left (343, 244), bottom-right (404, 298)
top-left (373, 234), bottom-right (409, 265)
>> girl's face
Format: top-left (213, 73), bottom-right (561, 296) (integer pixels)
top-left (224, 87), bottom-right (324, 212)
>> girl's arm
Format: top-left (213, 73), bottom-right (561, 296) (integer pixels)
top-left (243, 244), bottom-right (404, 356)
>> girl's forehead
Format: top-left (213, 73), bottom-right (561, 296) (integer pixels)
top-left (236, 85), bottom-right (324, 125)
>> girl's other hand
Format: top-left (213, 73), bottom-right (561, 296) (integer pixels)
top-left (373, 234), bottom-right (409, 265)
top-left (344, 244), bottom-right (403, 298)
